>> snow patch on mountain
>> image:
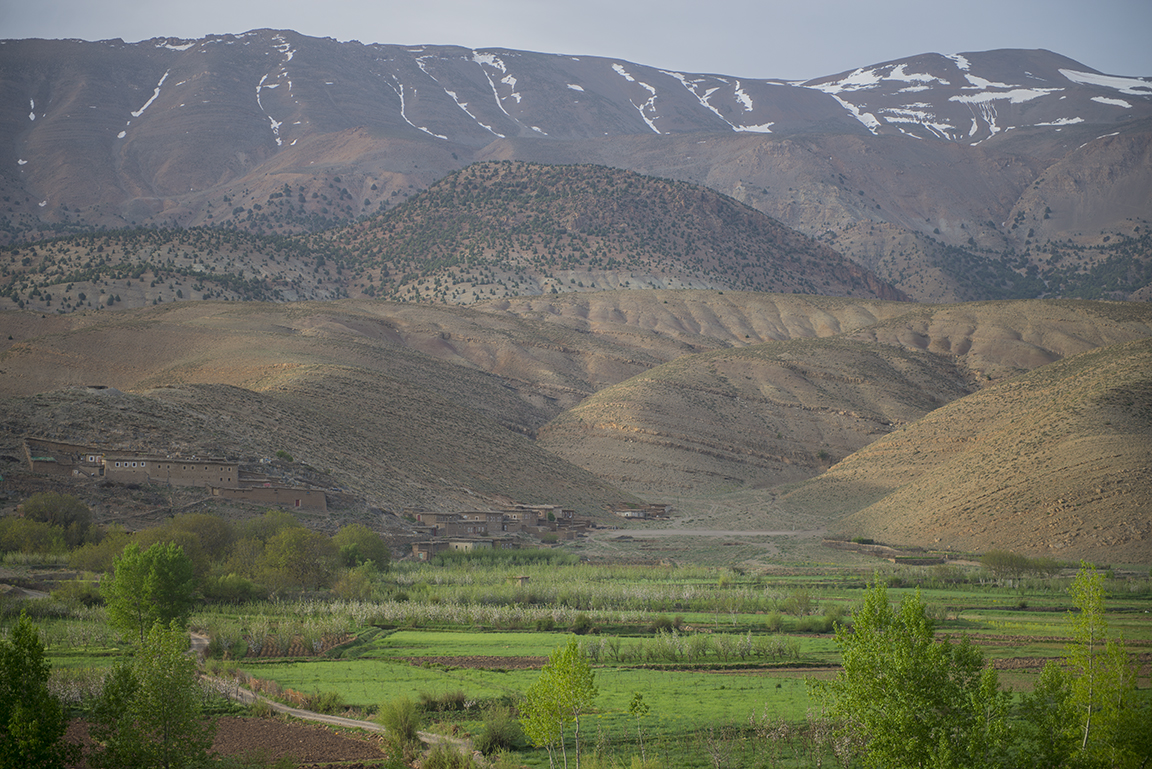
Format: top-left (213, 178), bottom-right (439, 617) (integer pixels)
top-left (945, 54), bottom-right (971, 71)
top-left (613, 64), bottom-right (661, 134)
top-left (813, 67), bottom-right (883, 93)
top-left (272, 34), bottom-right (295, 62)
top-left (1059, 69), bottom-right (1152, 96)
top-left (949, 87), bottom-right (1060, 105)
top-left (963, 74), bottom-right (1014, 90)
top-left (880, 107), bottom-right (956, 139)
top-left (812, 63), bottom-right (947, 94)
top-left (829, 94), bottom-right (880, 133)
top-left (734, 122), bottom-right (774, 134)
top-left (444, 88), bottom-right (506, 138)
top-left (1091, 96), bottom-right (1132, 108)
top-left (387, 78), bottom-right (448, 140)
top-left (663, 71), bottom-right (731, 126)
top-left (733, 81), bottom-right (754, 111)
top-left (473, 51), bottom-right (527, 127)
top-left (131, 71), bottom-right (169, 117)
top-left (886, 64), bottom-right (948, 86)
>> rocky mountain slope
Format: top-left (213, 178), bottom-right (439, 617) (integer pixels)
top-left (3, 32), bottom-right (1150, 300)
top-left (0, 162), bottom-right (903, 315)
top-left (310, 161), bottom-right (903, 302)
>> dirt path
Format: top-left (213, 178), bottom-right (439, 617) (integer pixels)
top-left (192, 633), bottom-right (471, 752)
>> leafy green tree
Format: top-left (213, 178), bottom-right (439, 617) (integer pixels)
top-left (89, 621), bottom-right (215, 769)
top-left (980, 549), bottom-right (1031, 581)
top-left (20, 492), bottom-right (92, 548)
top-left (257, 527), bottom-right (339, 592)
top-left (0, 612), bottom-right (79, 769)
top-left (104, 542), bottom-right (197, 644)
top-left (164, 513), bottom-right (235, 561)
top-left (332, 523), bottom-right (391, 569)
top-left (520, 636), bottom-right (598, 769)
top-left (0, 517), bottom-right (65, 556)
top-left (1018, 660), bottom-right (1077, 768)
top-left (813, 575), bottom-right (1011, 769)
top-left (239, 509), bottom-right (302, 542)
top-left (69, 525), bottom-right (132, 573)
top-left (133, 527), bottom-right (208, 579)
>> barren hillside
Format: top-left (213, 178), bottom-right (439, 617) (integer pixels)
top-left (537, 336), bottom-right (971, 495)
top-left (784, 337), bottom-right (1152, 564)
top-left (2, 293), bottom-right (1150, 559)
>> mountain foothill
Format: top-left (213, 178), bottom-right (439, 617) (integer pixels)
top-left (1, 31), bottom-right (1150, 563)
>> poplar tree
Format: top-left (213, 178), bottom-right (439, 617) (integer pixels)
top-left (520, 636), bottom-right (598, 769)
top-left (1063, 562), bottom-right (1147, 768)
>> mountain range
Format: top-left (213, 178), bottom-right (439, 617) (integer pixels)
top-left (3, 31), bottom-right (1151, 302)
top-left (2, 31), bottom-right (1151, 564)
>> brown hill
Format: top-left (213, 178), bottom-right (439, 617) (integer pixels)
top-left (536, 336), bottom-right (971, 495)
top-left (843, 299), bottom-right (1152, 378)
top-left (783, 337), bottom-right (1152, 564)
top-left (2, 292), bottom-right (1151, 559)
top-left (535, 298), bottom-right (1152, 495)
top-left (0, 372), bottom-right (634, 517)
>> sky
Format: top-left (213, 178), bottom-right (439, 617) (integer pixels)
top-left (3, 0), bottom-right (1150, 81)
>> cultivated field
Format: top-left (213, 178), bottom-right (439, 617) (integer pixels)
top-left (10, 549), bottom-right (1151, 768)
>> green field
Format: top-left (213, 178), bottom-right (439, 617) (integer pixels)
top-left (7, 553), bottom-right (1152, 768)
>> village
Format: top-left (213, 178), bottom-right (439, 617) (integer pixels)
top-left (17, 437), bottom-right (671, 560)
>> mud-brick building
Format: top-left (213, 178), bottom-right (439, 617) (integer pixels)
top-left (103, 454), bottom-right (239, 488)
top-left (210, 485), bottom-right (327, 512)
top-left (22, 439), bottom-right (103, 478)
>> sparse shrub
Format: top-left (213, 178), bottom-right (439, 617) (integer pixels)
top-left (687, 632), bottom-right (712, 662)
top-left (303, 690), bottom-right (344, 714)
top-left (419, 689), bottom-right (468, 713)
top-left (571, 612), bottom-right (594, 635)
top-left (50, 579), bottom-right (103, 607)
top-left (422, 742), bottom-right (478, 769)
top-left (377, 695), bottom-right (422, 753)
top-left (795, 615), bottom-right (835, 633)
top-left (202, 573), bottom-right (263, 603)
top-left (475, 703), bottom-right (523, 755)
top-left (782, 589), bottom-right (815, 616)
top-left (764, 611), bottom-right (783, 633)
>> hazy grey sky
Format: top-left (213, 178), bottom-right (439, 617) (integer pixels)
top-left (3, 0), bottom-right (1149, 80)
